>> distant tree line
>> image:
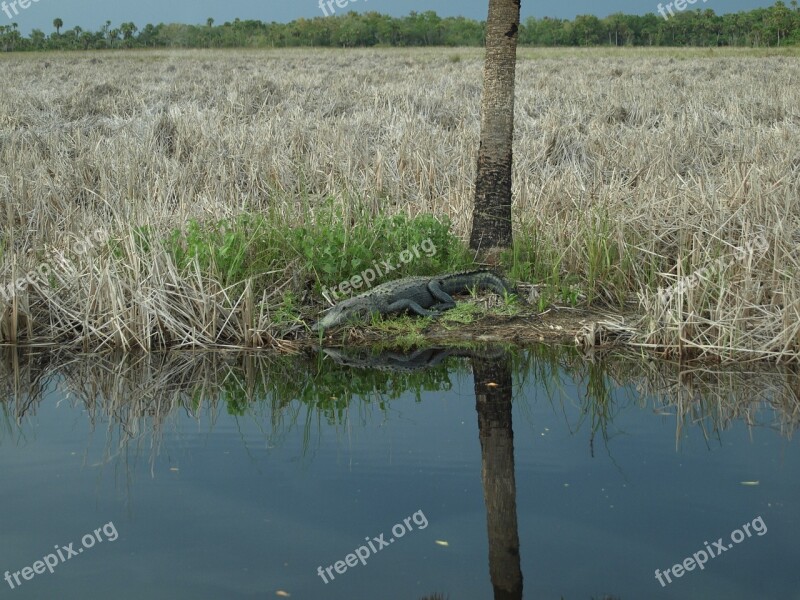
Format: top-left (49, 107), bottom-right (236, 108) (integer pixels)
top-left (1, 2), bottom-right (799, 52)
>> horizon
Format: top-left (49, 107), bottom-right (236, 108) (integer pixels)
top-left (0, 0), bottom-right (782, 36)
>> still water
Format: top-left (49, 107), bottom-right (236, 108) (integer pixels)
top-left (0, 347), bottom-right (798, 600)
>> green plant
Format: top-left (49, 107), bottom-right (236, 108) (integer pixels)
top-left (271, 291), bottom-right (303, 327)
top-left (287, 205), bottom-right (471, 295)
top-left (165, 214), bottom-right (283, 289)
top-left (371, 315), bottom-right (431, 349)
top-left (440, 302), bottom-right (482, 326)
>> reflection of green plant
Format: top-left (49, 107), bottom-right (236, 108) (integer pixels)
top-left (222, 372), bottom-right (250, 416)
top-left (213, 350), bottom-right (462, 421)
top-left (582, 360), bottom-right (617, 442)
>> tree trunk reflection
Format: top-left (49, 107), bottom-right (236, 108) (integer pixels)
top-left (474, 353), bottom-right (523, 600)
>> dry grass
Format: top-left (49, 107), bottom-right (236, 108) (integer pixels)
top-left (0, 48), bottom-right (798, 359)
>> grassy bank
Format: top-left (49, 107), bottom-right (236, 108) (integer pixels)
top-left (0, 48), bottom-right (798, 360)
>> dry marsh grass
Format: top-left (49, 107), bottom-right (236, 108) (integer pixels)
top-left (0, 48), bottom-right (798, 360)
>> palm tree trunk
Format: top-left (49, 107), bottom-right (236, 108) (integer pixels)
top-left (470, 0), bottom-right (521, 253)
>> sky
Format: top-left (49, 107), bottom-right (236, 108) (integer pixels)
top-left (1, 0), bottom-right (781, 35)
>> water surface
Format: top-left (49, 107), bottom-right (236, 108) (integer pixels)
top-left (0, 347), bottom-right (797, 599)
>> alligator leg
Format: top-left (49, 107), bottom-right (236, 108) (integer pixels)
top-left (483, 281), bottom-right (510, 296)
top-left (384, 299), bottom-right (441, 317)
top-left (426, 281), bottom-right (457, 310)
top-left (428, 301), bottom-right (456, 313)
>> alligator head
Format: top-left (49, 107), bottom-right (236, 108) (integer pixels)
top-left (312, 297), bottom-right (375, 332)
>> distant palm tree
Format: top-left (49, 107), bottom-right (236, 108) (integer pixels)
top-left (207, 17), bottom-right (214, 28)
top-left (470, 0), bottom-right (521, 256)
top-left (53, 18), bottom-right (63, 35)
top-left (120, 22), bottom-right (138, 41)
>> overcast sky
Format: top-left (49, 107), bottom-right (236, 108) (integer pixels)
top-left (3, 1), bottom-right (780, 35)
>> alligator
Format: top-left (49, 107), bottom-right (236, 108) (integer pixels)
top-left (312, 269), bottom-right (510, 331)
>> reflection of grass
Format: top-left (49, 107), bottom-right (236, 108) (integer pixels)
top-left (1, 344), bottom-right (799, 460)
top-left (513, 345), bottom-right (631, 455)
top-left (582, 360), bottom-right (622, 451)
top-left (0, 348), bottom-right (464, 459)
top-left (0, 402), bottom-right (17, 442)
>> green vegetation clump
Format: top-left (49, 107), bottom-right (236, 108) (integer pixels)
top-left (166, 215), bottom-right (279, 289)
top-left (290, 206), bottom-right (471, 292)
top-left (163, 207), bottom-right (471, 296)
